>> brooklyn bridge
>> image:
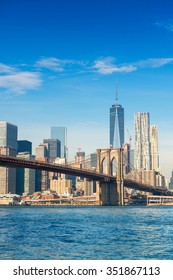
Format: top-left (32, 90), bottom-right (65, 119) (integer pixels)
top-left (0, 148), bottom-right (172, 206)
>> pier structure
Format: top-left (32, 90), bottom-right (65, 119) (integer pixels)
top-left (147, 195), bottom-right (173, 206)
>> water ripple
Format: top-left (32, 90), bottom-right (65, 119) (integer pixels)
top-left (0, 206), bottom-right (173, 259)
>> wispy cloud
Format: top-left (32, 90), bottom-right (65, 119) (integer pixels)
top-left (0, 72), bottom-right (42, 94)
top-left (0, 62), bottom-right (42, 94)
top-left (0, 63), bottom-right (16, 74)
top-left (1, 55), bottom-right (173, 96)
top-left (154, 20), bottom-right (173, 32)
top-left (35, 57), bottom-right (87, 72)
top-left (35, 57), bottom-right (64, 72)
top-left (92, 57), bottom-right (137, 74)
top-left (135, 58), bottom-right (173, 68)
top-left (35, 56), bottom-right (173, 76)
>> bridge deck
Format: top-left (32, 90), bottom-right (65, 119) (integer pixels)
top-left (0, 154), bottom-right (115, 182)
top-left (0, 155), bottom-right (171, 196)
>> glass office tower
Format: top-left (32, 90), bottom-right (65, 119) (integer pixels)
top-left (51, 126), bottom-right (67, 159)
top-left (17, 140), bottom-right (32, 154)
top-left (43, 139), bottom-right (61, 162)
top-left (110, 103), bottom-right (124, 148)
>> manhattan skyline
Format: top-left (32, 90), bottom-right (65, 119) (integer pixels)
top-left (0, 0), bottom-right (173, 178)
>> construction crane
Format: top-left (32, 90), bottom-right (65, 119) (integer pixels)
top-left (126, 129), bottom-right (132, 147)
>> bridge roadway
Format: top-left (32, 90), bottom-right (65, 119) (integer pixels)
top-left (0, 154), bottom-right (172, 196)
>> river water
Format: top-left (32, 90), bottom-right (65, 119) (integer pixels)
top-left (0, 206), bottom-right (173, 260)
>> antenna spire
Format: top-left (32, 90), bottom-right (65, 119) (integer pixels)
top-left (116, 80), bottom-right (118, 105)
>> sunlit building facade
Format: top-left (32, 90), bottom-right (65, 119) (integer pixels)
top-left (0, 122), bottom-right (17, 152)
top-left (0, 122), bottom-right (18, 194)
top-left (134, 112), bottom-right (151, 170)
top-left (150, 125), bottom-right (159, 171)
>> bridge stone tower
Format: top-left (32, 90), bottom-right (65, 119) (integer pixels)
top-left (96, 148), bottom-right (124, 206)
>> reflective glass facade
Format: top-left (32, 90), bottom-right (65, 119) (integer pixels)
top-left (17, 140), bottom-right (32, 154)
top-left (43, 139), bottom-right (61, 162)
top-left (51, 127), bottom-right (67, 158)
top-left (110, 104), bottom-right (124, 148)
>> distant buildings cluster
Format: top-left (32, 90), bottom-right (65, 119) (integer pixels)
top-left (0, 84), bottom-right (171, 198)
top-left (0, 122), bottom-right (97, 197)
top-left (109, 86), bottom-right (166, 189)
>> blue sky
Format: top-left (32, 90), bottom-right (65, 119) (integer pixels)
top-left (0, 0), bottom-right (173, 179)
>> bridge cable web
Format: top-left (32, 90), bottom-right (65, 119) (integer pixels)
top-left (122, 152), bottom-right (153, 186)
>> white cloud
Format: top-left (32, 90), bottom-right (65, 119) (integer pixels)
top-left (92, 57), bottom-right (137, 74)
top-left (34, 56), bottom-right (173, 76)
top-left (1, 55), bottom-right (173, 96)
top-left (35, 57), bottom-right (87, 72)
top-left (155, 21), bottom-right (173, 32)
top-left (35, 57), bottom-right (64, 72)
top-left (0, 63), bottom-right (16, 74)
top-left (0, 71), bottom-right (42, 94)
top-left (136, 58), bottom-right (173, 68)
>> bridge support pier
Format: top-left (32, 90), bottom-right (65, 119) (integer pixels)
top-left (96, 180), bottom-right (124, 206)
top-left (96, 148), bottom-right (124, 206)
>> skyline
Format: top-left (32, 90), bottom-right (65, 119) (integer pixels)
top-left (0, 0), bottom-right (173, 178)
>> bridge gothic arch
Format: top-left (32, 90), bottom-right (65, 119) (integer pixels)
top-left (111, 157), bottom-right (117, 176)
top-left (101, 157), bottom-right (107, 174)
top-left (96, 148), bottom-right (120, 177)
top-left (96, 148), bottom-right (124, 206)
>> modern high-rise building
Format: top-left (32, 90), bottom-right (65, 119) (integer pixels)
top-left (43, 139), bottom-right (61, 162)
top-left (134, 112), bottom-right (151, 170)
top-left (35, 143), bottom-right (49, 159)
top-left (0, 147), bottom-right (16, 194)
top-left (17, 140), bottom-right (32, 154)
top-left (51, 126), bottom-right (67, 159)
top-left (110, 86), bottom-right (124, 148)
top-left (88, 153), bottom-right (97, 169)
top-left (130, 149), bottom-right (134, 169)
top-left (16, 152), bottom-right (35, 195)
top-left (150, 125), bottom-right (159, 171)
top-left (35, 143), bottom-right (50, 192)
top-left (17, 141), bottom-right (35, 195)
top-left (0, 122), bottom-right (17, 152)
top-left (0, 122), bottom-right (17, 194)
top-left (122, 143), bottom-right (131, 174)
top-left (169, 171), bottom-right (173, 190)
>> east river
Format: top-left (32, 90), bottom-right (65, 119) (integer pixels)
top-left (0, 206), bottom-right (173, 260)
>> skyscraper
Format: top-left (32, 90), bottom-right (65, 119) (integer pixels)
top-left (35, 143), bottom-right (49, 159)
top-left (110, 85), bottom-right (124, 148)
top-left (17, 140), bottom-right (32, 154)
top-left (16, 141), bottom-right (33, 195)
top-left (51, 126), bottom-right (67, 159)
top-left (43, 139), bottom-right (61, 162)
top-left (0, 122), bottom-right (17, 151)
top-left (134, 112), bottom-right (151, 170)
top-left (150, 125), bottom-right (159, 171)
top-left (0, 122), bottom-right (18, 194)
top-left (16, 152), bottom-right (35, 195)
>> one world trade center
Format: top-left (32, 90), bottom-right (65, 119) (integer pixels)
top-left (109, 84), bottom-right (124, 148)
